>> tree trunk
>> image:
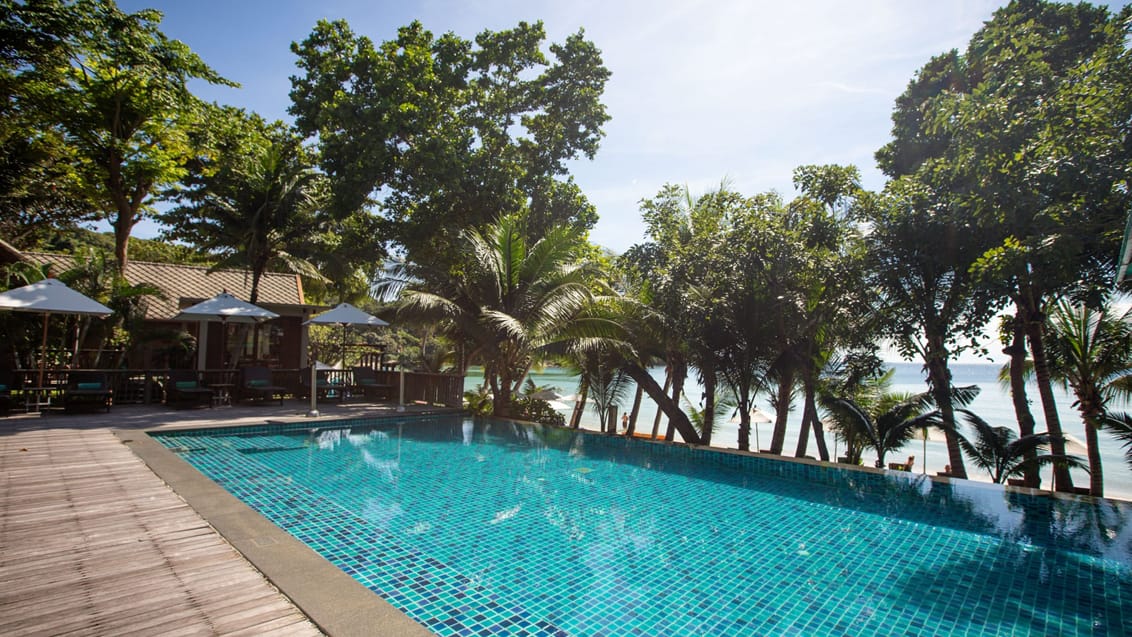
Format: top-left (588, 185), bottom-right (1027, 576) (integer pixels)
top-left (769, 366), bottom-right (794, 454)
top-left (650, 371), bottom-right (671, 439)
top-left (1022, 305), bottom-right (1073, 492)
top-left (492, 365), bottom-right (514, 417)
top-left (665, 360), bottom-right (686, 442)
top-left (627, 384), bottom-right (644, 436)
top-left (113, 207), bottom-right (133, 274)
top-left (623, 363), bottom-right (700, 444)
top-left (1081, 408), bottom-right (1104, 497)
top-left (569, 376), bottom-right (589, 429)
top-left (794, 412), bottom-right (810, 457)
top-left (924, 337), bottom-right (967, 479)
top-left (1004, 316), bottom-right (1040, 488)
top-left (701, 369), bottom-right (715, 446)
top-left (803, 375), bottom-right (830, 461)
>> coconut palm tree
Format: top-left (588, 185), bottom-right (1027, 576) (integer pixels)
top-left (1043, 298), bottom-right (1132, 497)
top-left (953, 410), bottom-right (1086, 485)
top-left (398, 212), bottom-right (613, 418)
top-left (821, 392), bottom-right (940, 468)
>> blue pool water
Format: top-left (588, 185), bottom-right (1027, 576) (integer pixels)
top-left (153, 415), bottom-right (1132, 636)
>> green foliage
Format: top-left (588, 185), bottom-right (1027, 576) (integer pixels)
top-left (0, 0), bottom-right (100, 245)
top-left (820, 391), bottom-right (939, 468)
top-left (1043, 297), bottom-right (1132, 495)
top-left (954, 410), bottom-right (1087, 484)
top-left (512, 396), bottom-right (566, 427)
top-left (398, 210), bottom-right (612, 417)
top-left (9, 0), bottom-right (235, 270)
top-left (160, 110), bottom-right (327, 304)
top-left (463, 383), bottom-right (493, 416)
top-left (289, 19), bottom-right (610, 267)
top-left (1098, 412), bottom-right (1132, 474)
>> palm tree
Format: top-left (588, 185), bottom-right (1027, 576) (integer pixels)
top-left (682, 391), bottom-right (736, 442)
top-left (953, 410), bottom-right (1086, 485)
top-left (163, 122), bottom-right (327, 305)
top-left (1044, 298), bottom-right (1132, 497)
top-left (577, 348), bottom-right (632, 433)
top-left (398, 212), bottom-right (611, 418)
top-left (821, 392), bottom-right (939, 468)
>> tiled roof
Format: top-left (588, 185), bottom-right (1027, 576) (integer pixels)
top-left (24, 252), bottom-right (306, 320)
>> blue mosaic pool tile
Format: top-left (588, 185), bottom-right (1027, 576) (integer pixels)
top-left (154, 416), bottom-right (1132, 636)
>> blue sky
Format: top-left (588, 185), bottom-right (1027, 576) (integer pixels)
top-left (117, 0), bottom-right (1049, 253)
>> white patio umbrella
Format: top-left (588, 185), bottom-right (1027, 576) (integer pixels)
top-left (303, 303), bottom-right (389, 417)
top-left (0, 278), bottom-right (112, 386)
top-left (173, 291), bottom-right (279, 369)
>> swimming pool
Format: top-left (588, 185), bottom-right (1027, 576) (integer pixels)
top-left (153, 414), bottom-right (1132, 636)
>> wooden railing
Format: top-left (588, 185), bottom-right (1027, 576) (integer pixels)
top-left (10, 367), bottom-right (464, 408)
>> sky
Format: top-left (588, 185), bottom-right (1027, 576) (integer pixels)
top-left (115, 0), bottom-right (1040, 253)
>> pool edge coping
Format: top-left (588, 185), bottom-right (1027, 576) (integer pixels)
top-left (116, 426), bottom-right (434, 637)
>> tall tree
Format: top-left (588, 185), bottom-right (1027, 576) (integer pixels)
top-left (289, 19), bottom-right (610, 267)
top-left (160, 111), bottom-right (327, 305)
top-left (782, 165), bottom-right (868, 462)
top-left (946, 1), bottom-right (1132, 491)
top-left (861, 178), bottom-right (999, 479)
top-left (16, 0), bottom-right (234, 271)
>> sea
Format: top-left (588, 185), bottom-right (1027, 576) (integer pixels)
top-left (464, 362), bottom-right (1132, 501)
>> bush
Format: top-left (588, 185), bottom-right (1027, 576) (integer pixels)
top-left (514, 396), bottom-right (566, 427)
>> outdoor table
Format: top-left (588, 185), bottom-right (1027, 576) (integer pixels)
top-left (210, 383), bottom-right (234, 407)
top-left (24, 386), bottom-right (56, 413)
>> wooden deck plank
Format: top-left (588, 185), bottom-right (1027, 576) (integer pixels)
top-left (0, 422), bottom-right (323, 636)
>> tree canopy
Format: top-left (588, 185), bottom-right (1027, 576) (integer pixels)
top-left (289, 19), bottom-right (611, 269)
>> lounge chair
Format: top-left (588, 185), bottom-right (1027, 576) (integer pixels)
top-left (237, 366), bottom-right (286, 405)
top-left (888, 455), bottom-right (915, 472)
top-left (166, 369), bottom-right (214, 409)
top-left (64, 371), bottom-right (112, 413)
top-left (352, 366), bottom-right (394, 401)
top-left (298, 367), bottom-right (339, 402)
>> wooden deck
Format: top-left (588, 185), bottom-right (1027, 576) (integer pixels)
top-left (0, 401), bottom-right (451, 636)
top-left (0, 421), bottom-right (322, 636)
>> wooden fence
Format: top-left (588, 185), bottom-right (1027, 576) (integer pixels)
top-left (8, 367), bottom-right (465, 409)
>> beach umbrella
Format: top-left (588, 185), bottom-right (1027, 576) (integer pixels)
top-left (304, 302), bottom-right (389, 417)
top-left (173, 291), bottom-right (279, 369)
top-left (173, 291), bottom-right (280, 323)
top-left (0, 278), bottom-right (112, 386)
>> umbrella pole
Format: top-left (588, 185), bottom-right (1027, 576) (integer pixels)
top-left (397, 361), bottom-right (405, 413)
top-left (38, 312), bottom-right (50, 388)
top-left (307, 361), bottom-right (320, 418)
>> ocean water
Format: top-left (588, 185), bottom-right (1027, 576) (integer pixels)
top-left (465, 363), bottom-right (1132, 500)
